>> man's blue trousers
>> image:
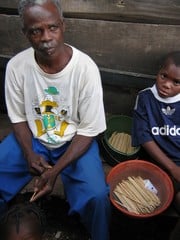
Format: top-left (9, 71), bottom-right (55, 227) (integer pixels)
top-left (0, 133), bottom-right (110, 240)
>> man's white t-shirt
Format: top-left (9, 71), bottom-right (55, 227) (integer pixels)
top-left (5, 46), bottom-right (106, 149)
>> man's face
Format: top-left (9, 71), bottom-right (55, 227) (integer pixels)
top-left (156, 60), bottom-right (180, 98)
top-left (22, 2), bottom-right (65, 59)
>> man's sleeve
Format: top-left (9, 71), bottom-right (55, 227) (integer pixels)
top-left (5, 62), bottom-right (26, 123)
top-left (77, 63), bottom-right (106, 137)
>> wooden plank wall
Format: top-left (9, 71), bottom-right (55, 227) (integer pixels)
top-left (0, 0), bottom-right (180, 115)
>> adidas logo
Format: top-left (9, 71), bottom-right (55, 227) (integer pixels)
top-left (152, 125), bottom-right (180, 136)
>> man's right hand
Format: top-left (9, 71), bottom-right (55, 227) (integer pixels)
top-left (12, 122), bottom-right (52, 175)
top-left (26, 152), bottom-right (52, 176)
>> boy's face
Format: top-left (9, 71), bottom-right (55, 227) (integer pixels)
top-left (156, 60), bottom-right (180, 98)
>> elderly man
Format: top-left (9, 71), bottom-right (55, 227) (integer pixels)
top-left (0, 1), bottom-right (110, 239)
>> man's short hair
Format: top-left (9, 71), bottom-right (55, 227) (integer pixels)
top-left (18, 0), bottom-right (63, 23)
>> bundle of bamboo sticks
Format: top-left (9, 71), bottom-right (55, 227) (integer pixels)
top-left (108, 132), bottom-right (136, 154)
top-left (113, 176), bottom-right (161, 214)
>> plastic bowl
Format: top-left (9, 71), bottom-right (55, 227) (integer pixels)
top-left (107, 160), bottom-right (174, 218)
top-left (102, 115), bottom-right (140, 165)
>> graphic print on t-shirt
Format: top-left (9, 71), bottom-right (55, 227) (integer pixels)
top-left (32, 86), bottom-right (76, 144)
top-left (161, 106), bottom-right (176, 116)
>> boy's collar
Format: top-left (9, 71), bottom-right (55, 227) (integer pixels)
top-left (151, 84), bottom-right (180, 103)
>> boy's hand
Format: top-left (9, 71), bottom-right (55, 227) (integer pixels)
top-left (170, 165), bottom-right (180, 183)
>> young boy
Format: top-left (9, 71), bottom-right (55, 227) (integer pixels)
top-left (0, 202), bottom-right (46, 240)
top-left (1, 1), bottom-right (110, 239)
top-left (132, 51), bottom-right (180, 240)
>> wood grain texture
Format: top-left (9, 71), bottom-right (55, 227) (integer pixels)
top-left (0, 15), bottom-right (180, 75)
top-left (0, 0), bottom-right (180, 24)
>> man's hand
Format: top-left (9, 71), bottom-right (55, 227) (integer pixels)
top-left (30, 167), bottom-right (57, 202)
top-left (29, 134), bottom-right (93, 202)
top-left (12, 122), bottom-right (52, 175)
top-left (27, 152), bottom-right (52, 175)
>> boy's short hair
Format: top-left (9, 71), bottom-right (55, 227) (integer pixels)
top-left (0, 202), bottom-right (46, 239)
top-left (160, 51), bottom-right (180, 69)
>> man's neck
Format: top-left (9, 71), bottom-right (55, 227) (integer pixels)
top-left (35, 45), bottom-right (72, 74)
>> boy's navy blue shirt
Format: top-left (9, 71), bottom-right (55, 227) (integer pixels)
top-left (132, 84), bottom-right (180, 163)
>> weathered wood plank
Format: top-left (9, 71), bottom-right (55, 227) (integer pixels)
top-left (65, 19), bottom-right (180, 75)
top-left (0, 15), bottom-right (180, 75)
top-left (0, 0), bottom-right (180, 24)
top-left (0, 15), bottom-right (29, 58)
top-left (0, 114), bottom-right (12, 140)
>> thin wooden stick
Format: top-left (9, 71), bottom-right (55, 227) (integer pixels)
top-left (113, 176), bottom-right (161, 214)
top-left (30, 191), bottom-right (38, 202)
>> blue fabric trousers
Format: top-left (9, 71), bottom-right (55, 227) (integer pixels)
top-left (0, 133), bottom-right (110, 240)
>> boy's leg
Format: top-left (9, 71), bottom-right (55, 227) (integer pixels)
top-left (0, 133), bottom-right (32, 215)
top-left (59, 140), bottom-right (111, 240)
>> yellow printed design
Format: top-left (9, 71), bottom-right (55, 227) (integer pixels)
top-left (33, 86), bottom-right (71, 143)
top-left (54, 121), bottom-right (69, 137)
top-left (35, 119), bottom-right (46, 137)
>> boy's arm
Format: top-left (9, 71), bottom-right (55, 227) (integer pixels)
top-left (132, 91), bottom-right (180, 182)
top-left (143, 140), bottom-right (180, 182)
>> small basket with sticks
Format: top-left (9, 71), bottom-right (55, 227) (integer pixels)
top-left (107, 160), bottom-right (174, 218)
top-left (100, 115), bottom-right (140, 166)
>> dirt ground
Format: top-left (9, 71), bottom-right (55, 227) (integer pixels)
top-left (11, 193), bottom-right (178, 240)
